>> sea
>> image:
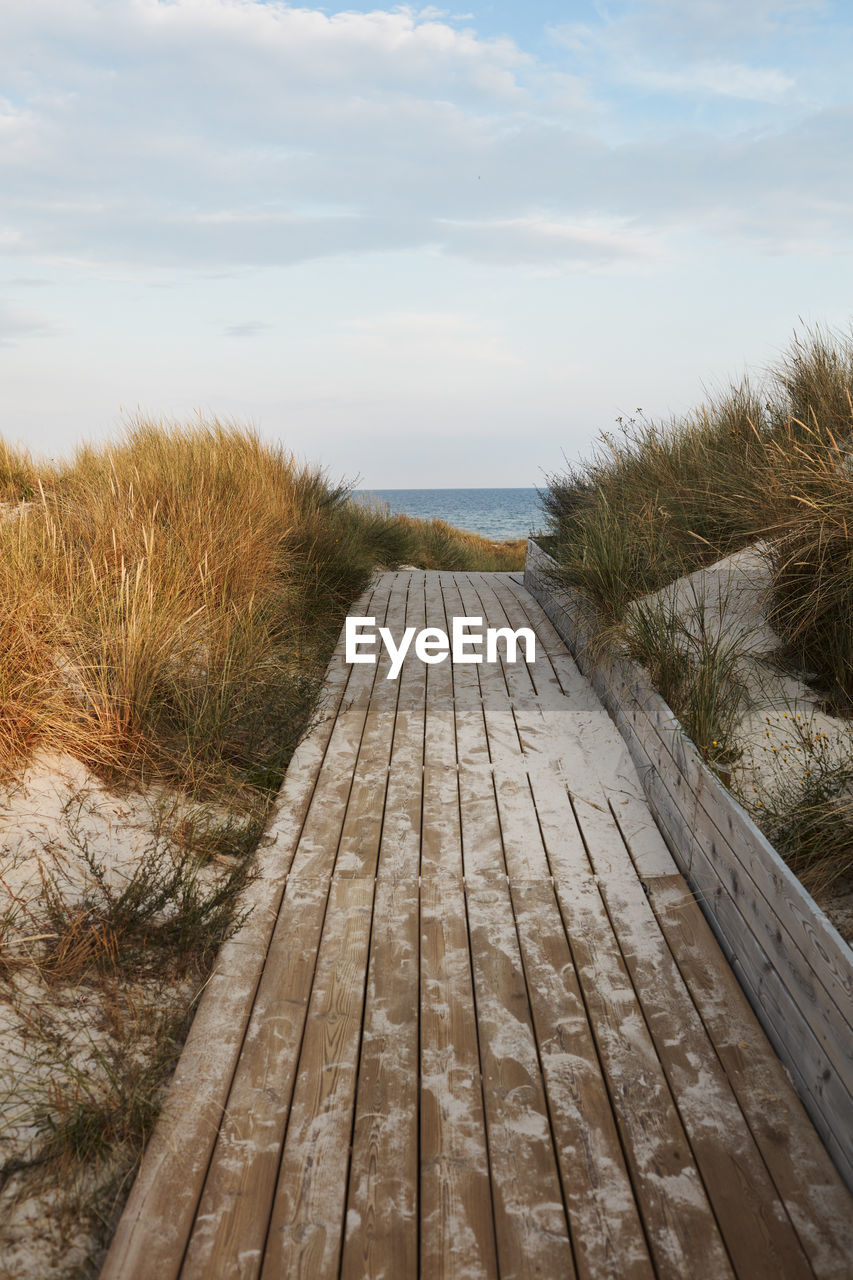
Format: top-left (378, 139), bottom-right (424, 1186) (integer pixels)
top-left (354, 488), bottom-right (545, 542)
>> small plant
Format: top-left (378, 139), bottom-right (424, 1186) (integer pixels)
top-left (32, 813), bottom-right (256, 985)
top-left (740, 712), bottom-right (853, 894)
top-left (624, 585), bottom-right (749, 768)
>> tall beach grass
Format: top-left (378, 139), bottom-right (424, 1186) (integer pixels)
top-left (543, 325), bottom-right (853, 890)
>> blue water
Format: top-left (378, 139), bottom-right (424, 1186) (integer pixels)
top-left (354, 488), bottom-right (545, 542)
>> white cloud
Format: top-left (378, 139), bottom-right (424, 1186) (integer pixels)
top-left (634, 60), bottom-right (795, 102)
top-left (0, 0), bottom-right (849, 282)
top-left (223, 320), bottom-right (273, 338)
top-left (0, 301), bottom-right (53, 346)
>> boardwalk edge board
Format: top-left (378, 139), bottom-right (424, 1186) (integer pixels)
top-left (523, 537), bottom-right (853, 1192)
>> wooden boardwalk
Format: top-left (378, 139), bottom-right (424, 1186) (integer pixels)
top-left (103, 571), bottom-right (853, 1280)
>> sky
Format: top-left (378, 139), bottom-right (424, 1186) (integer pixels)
top-left (1, 0), bottom-right (852, 488)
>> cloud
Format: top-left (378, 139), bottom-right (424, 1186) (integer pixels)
top-left (436, 215), bottom-right (661, 267)
top-left (0, 0), bottom-right (850, 279)
top-left (222, 320), bottom-right (273, 338)
top-left (0, 301), bottom-right (52, 346)
top-left (633, 60), bottom-right (795, 102)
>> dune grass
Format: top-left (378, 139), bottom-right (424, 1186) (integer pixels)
top-left (543, 325), bottom-right (853, 891)
top-left (543, 326), bottom-right (853, 693)
top-left (388, 512), bottom-right (526, 571)
top-left (0, 421), bottom-right (403, 792)
top-left (0, 419), bottom-right (522, 791)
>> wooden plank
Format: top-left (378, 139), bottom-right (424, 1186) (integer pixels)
top-left (453, 572), bottom-right (511, 703)
top-left (420, 579), bottom-right (464, 882)
top-left (546, 876), bottom-right (736, 1279)
top-left (693, 769), bottom-right (853, 1024)
top-left (375, 703), bottom-right (424, 882)
top-left (685, 829), bottom-right (853, 1186)
top-left (619, 676), bottom-right (853, 1100)
top-left (492, 766), bottom-right (553, 881)
top-left (396, 569), bottom-right (427, 709)
top-left (340, 878), bottom-right (420, 1280)
top-left (504, 572), bottom-right (602, 705)
top-left (261, 876), bottom-right (375, 1280)
top-left (573, 815), bottom-right (815, 1279)
top-left (457, 761), bottom-right (508, 882)
top-left (526, 769), bottom-right (734, 1279)
top-left (99, 577), bottom-right (390, 1280)
top-left (464, 572), bottom-right (540, 704)
top-left (323, 571), bottom-right (413, 878)
top-left (376, 575), bottom-right (426, 882)
top-left (179, 879), bottom-right (330, 1280)
top-left (689, 777), bottom-right (853, 1094)
top-left (510, 881), bottom-right (654, 1280)
top-left (647, 874), bottom-right (853, 1280)
top-left (424, 572), bottom-right (459, 706)
top-left (605, 789), bottom-right (680, 880)
top-left (466, 879), bottom-right (575, 1279)
top-left (284, 574), bottom-right (404, 884)
top-left (481, 572), bottom-right (579, 706)
top-left (420, 877), bottom-right (498, 1280)
top-left (421, 699), bottom-right (462, 882)
top-left (437, 571), bottom-right (484, 709)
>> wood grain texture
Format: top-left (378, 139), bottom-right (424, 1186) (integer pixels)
top-left (509, 881), bottom-right (654, 1280)
top-left (262, 876), bottom-right (376, 1280)
top-left (99, 575), bottom-right (387, 1280)
top-left (104, 566), bottom-right (852, 1280)
top-left (340, 879), bottom-right (420, 1280)
top-left (648, 874), bottom-right (853, 1279)
top-left (466, 878), bottom-right (575, 1280)
top-left (420, 876), bottom-right (498, 1280)
top-left (524, 539), bottom-right (853, 1198)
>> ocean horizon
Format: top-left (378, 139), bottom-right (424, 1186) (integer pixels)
top-left (354, 487), bottom-right (545, 542)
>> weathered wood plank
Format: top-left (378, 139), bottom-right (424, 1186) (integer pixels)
top-left (466, 878), bottom-right (575, 1279)
top-left (180, 879), bottom-right (330, 1280)
top-left (526, 767), bottom-right (735, 1278)
top-left (575, 823), bottom-right (814, 1279)
top-left (509, 881), bottom-right (654, 1280)
top-left (261, 876), bottom-right (375, 1280)
top-left (420, 876), bottom-right (499, 1280)
top-left (550, 869), bottom-right (736, 1280)
top-left (286, 574), bottom-right (408, 884)
top-left (612, 672), bottom-right (853, 1143)
top-left (648, 874), bottom-right (853, 1279)
top-left (340, 877), bottom-right (420, 1280)
top-left (464, 572), bottom-right (540, 703)
top-left (686, 829), bottom-right (853, 1186)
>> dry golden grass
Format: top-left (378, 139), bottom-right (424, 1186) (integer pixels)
top-left (0, 421), bottom-right (525, 789)
top-left (0, 421), bottom-right (395, 789)
top-left (390, 513), bottom-right (526, 571)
